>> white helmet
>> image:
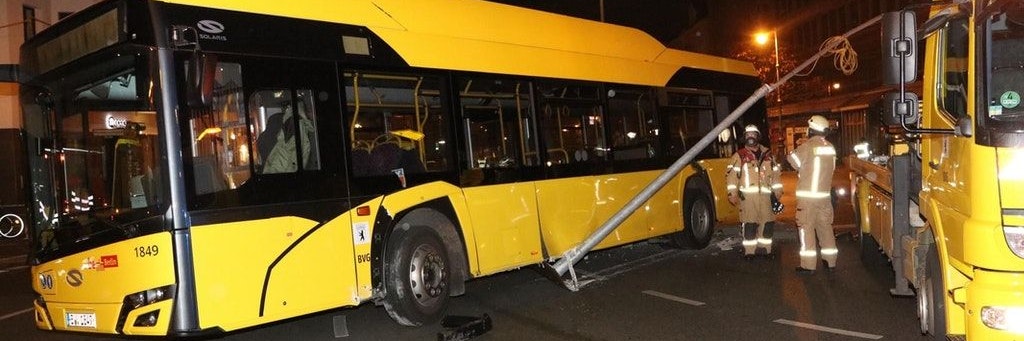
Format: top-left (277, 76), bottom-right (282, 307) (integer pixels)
top-left (743, 124), bottom-right (760, 136)
top-left (808, 115), bottom-right (829, 132)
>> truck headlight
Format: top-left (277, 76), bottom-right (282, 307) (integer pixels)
top-left (981, 306), bottom-right (1024, 333)
top-left (1004, 227), bottom-right (1024, 259)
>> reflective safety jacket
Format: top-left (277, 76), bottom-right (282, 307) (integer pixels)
top-left (726, 144), bottom-right (782, 198)
top-left (787, 135), bottom-right (836, 201)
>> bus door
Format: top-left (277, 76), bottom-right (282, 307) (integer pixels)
top-left (605, 86), bottom-right (665, 238)
top-left (652, 88), bottom-right (721, 235)
top-left (455, 76), bottom-right (545, 274)
top-left (534, 82), bottom-right (649, 255)
top-left (183, 55), bottom-right (355, 326)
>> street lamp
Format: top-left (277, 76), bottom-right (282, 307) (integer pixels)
top-left (754, 30), bottom-right (781, 103)
top-left (755, 29), bottom-right (784, 162)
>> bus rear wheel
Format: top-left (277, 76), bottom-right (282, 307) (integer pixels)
top-left (383, 226), bottom-right (450, 326)
top-left (672, 191), bottom-right (714, 249)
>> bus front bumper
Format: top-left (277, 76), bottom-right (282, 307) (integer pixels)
top-left (961, 269), bottom-right (1024, 338)
top-left (34, 296), bottom-right (174, 336)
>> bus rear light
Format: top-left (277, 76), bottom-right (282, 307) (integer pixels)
top-left (1004, 227), bottom-right (1024, 259)
top-left (356, 206), bottom-right (371, 216)
top-left (981, 306), bottom-right (1024, 333)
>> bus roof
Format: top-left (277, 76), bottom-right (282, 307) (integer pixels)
top-left (156, 0), bottom-right (758, 86)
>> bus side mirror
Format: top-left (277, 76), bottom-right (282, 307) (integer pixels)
top-left (882, 92), bottom-right (919, 126)
top-left (882, 11), bottom-right (917, 85)
top-left (187, 53), bottom-right (217, 107)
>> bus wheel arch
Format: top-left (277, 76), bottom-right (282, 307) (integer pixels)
top-left (374, 200), bottom-right (469, 326)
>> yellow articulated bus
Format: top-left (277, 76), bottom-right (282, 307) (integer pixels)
top-left (853, 1), bottom-right (1024, 339)
top-left (20, 0), bottom-right (763, 336)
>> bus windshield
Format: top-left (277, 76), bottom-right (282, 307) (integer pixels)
top-left (25, 54), bottom-right (164, 259)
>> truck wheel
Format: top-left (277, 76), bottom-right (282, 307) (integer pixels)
top-left (383, 226), bottom-right (450, 326)
top-left (672, 191), bottom-right (714, 249)
top-left (918, 247), bottom-right (947, 339)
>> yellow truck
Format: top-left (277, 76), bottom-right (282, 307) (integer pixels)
top-left (851, 1), bottom-right (1024, 339)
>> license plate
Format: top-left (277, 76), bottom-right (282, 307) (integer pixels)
top-left (65, 312), bottom-right (97, 328)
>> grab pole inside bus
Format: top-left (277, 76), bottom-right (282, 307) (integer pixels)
top-left (547, 15), bottom-right (882, 290)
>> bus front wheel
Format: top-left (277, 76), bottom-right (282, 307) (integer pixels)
top-left (383, 226), bottom-right (450, 326)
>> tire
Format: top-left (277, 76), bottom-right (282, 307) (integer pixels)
top-left (673, 191), bottom-right (714, 249)
top-left (918, 247), bottom-right (947, 339)
top-left (383, 226), bottom-right (450, 326)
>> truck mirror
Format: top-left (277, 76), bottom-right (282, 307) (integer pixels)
top-left (883, 92), bottom-right (919, 126)
top-left (187, 53), bottom-right (218, 107)
top-left (882, 11), bottom-right (917, 85)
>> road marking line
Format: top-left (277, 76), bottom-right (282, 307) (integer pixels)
top-left (773, 319), bottom-right (883, 340)
top-left (0, 308), bottom-right (34, 322)
top-left (642, 290), bottom-right (705, 306)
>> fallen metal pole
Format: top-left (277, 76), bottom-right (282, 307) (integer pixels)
top-left (549, 15), bottom-right (883, 279)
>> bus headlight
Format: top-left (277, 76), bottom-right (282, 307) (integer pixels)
top-left (117, 285), bottom-right (175, 332)
top-left (1004, 227), bottom-right (1024, 259)
top-left (124, 285), bottom-right (174, 310)
top-left (981, 306), bottom-right (1024, 333)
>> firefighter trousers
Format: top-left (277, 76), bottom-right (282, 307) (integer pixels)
top-left (742, 222), bottom-right (774, 255)
top-left (796, 198), bottom-right (836, 270)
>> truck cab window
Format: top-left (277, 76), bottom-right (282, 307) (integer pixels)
top-left (937, 16), bottom-right (969, 120)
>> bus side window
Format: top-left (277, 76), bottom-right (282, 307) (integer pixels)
top-left (249, 89), bottom-right (321, 175)
top-left (344, 72), bottom-right (451, 177)
top-left (607, 86), bottom-right (658, 160)
top-left (458, 77), bottom-right (537, 169)
top-left (536, 82), bottom-right (605, 165)
top-left (658, 89), bottom-right (716, 159)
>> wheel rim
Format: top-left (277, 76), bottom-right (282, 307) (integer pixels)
top-left (689, 198), bottom-right (711, 240)
top-left (408, 243), bottom-right (446, 307)
top-left (919, 277), bottom-right (932, 334)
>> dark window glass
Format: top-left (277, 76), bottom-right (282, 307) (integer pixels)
top-left (606, 87), bottom-right (658, 160)
top-left (536, 82), bottom-right (605, 165)
top-left (458, 77), bottom-right (538, 168)
top-left (345, 72), bottom-right (451, 176)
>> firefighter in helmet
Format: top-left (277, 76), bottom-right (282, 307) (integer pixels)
top-left (726, 124), bottom-right (782, 259)
top-left (788, 115), bottom-right (838, 274)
